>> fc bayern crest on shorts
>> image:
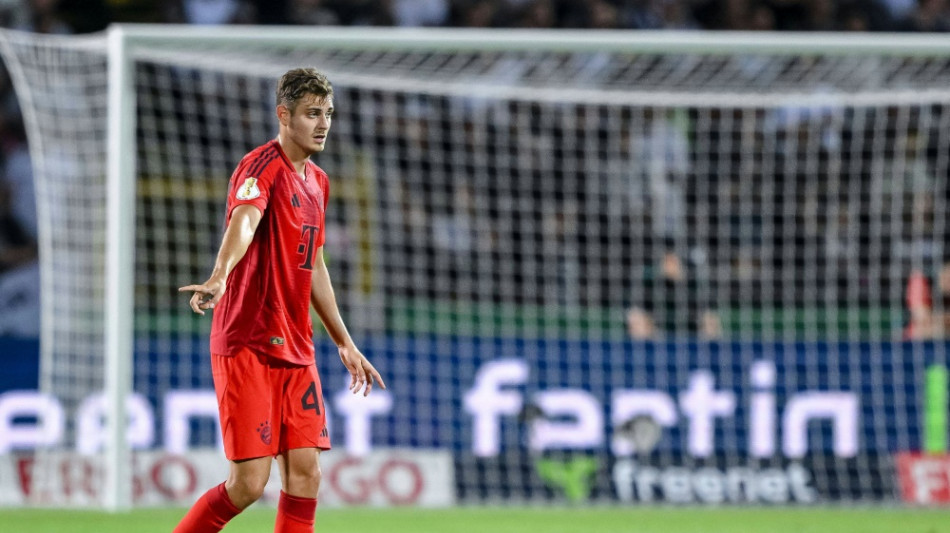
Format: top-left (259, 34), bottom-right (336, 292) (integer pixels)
top-left (257, 420), bottom-right (272, 444)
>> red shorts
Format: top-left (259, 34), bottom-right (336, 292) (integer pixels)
top-left (211, 346), bottom-right (331, 460)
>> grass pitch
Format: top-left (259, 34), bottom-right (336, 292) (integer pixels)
top-left (2, 506), bottom-right (950, 533)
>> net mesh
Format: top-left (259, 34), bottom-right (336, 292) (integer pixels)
top-left (2, 27), bottom-right (949, 505)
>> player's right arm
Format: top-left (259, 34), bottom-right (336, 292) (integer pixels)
top-left (178, 204), bottom-right (262, 315)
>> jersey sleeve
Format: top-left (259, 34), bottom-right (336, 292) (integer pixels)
top-left (226, 148), bottom-right (281, 220)
top-left (316, 169), bottom-right (329, 248)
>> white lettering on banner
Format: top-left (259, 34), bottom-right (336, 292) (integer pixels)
top-left (164, 390), bottom-right (221, 454)
top-left (76, 393), bottom-right (155, 455)
top-left (0, 450), bottom-right (455, 507)
top-left (678, 371), bottom-right (736, 457)
top-left (463, 359), bottom-right (860, 458)
top-left (463, 359), bottom-right (528, 457)
top-left (783, 392), bottom-right (859, 458)
top-left (612, 459), bottom-right (818, 503)
top-left (333, 378), bottom-right (393, 457)
top-left (0, 382), bottom-right (378, 455)
top-left (750, 360), bottom-right (777, 457)
top-left (0, 391), bottom-right (63, 453)
top-left (0, 360), bottom-right (860, 459)
top-left (530, 389), bottom-right (602, 450)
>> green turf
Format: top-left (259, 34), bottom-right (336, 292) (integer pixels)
top-left (2, 506), bottom-right (950, 533)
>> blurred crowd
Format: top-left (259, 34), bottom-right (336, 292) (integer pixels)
top-left (2, 0), bottom-right (950, 338)
top-left (4, 0), bottom-right (949, 33)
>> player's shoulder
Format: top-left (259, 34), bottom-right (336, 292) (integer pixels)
top-left (237, 140), bottom-right (283, 177)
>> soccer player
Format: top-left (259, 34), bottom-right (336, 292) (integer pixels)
top-left (174, 67), bottom-right (385, 533)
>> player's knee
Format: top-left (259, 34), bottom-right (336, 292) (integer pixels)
top-left (226, 474), bottom-right (269, 507)
top-left (312, 462), bottom-right (323, 491)
top-left (288, 461), bottom-right (321, 494)
top-left (300, 462), bottom-right (322, 491)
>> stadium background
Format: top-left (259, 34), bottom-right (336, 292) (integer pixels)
top-left (3, 1), bottom-right (950, 531)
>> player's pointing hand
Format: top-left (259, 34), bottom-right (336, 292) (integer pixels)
top-left (179, 276), bottom-right (226, 315)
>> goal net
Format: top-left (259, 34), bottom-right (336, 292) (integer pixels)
top-left (1, 26), bottom-right (949, 508)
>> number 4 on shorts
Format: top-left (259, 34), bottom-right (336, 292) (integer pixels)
top-left (301, 381), bottom-right (321, 414)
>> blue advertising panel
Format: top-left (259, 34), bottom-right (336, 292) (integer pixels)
top-left (2, 336), bottom-right (945, 502)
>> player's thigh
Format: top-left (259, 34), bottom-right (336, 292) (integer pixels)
top-left (276, 447), bottom-right (322, 496)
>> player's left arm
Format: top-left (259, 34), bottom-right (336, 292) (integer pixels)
top-left (310, 245), bottom-right (386, 396)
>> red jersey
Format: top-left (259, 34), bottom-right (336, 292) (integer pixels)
top-left (210, 139), bottom-right (330, 365)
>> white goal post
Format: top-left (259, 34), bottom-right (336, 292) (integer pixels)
top-left (2, 24), bottom-right (950, 511)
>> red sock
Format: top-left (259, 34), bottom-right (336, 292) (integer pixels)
top-left (274, 490), bottom-right (317, 533)
top-left (173, 482), bottom-right (242, 533)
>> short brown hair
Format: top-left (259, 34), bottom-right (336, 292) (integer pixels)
top-left (276, 68), bottom-right (333, 112)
